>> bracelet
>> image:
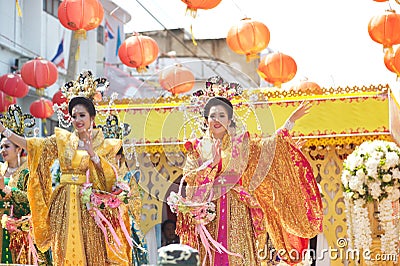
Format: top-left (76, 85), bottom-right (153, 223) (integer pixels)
top-left (2, 129), bottom-right (12, 138)
top-left (283, 119), bottom-right (295, 131)
top-left (90, 154), bottom-right (100, 164)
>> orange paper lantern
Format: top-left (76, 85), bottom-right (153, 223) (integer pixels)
top-left (257, 52), bottom-right (297, 88)
top-left (384, 47), bottom-right (400, 76)
top-left (30, 98), bottom-right (54, 119)
top-left (159, 64), bottom-right (195, 95)
top-left (58, 0), bottom-right (104, 38)
top-left (181, 0), bottom-right (222, 17)
top-left (118, 34), bottom-right (159, 73)
top-left (20, 58), bottom-right (58, 93)
top-left (368, 10), bottom-right (400, 49)
top-left (0, 91), bottom-right (16, 113)
top-left (292, 80), bottom-right (323, 95)
top-left (226, 18), bottom-right (270, 62)
top-left (0, 73), bottom-right (29, 98)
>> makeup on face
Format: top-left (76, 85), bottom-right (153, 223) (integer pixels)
top-left (71, 104), bottom-right (93, 133)
top-left (0, 139), bottom-right (18, 163)
top-left (207, 105), bottom-right (230, 139)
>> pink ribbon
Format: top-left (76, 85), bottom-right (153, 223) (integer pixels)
top-left (196, 223), bottom-right (242, 266)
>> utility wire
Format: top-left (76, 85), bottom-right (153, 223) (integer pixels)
top-left (135, 0), bottom-right (242, 82)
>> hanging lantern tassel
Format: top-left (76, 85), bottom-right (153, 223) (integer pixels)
top-left (41, 119), bottom-right (48, 136)
top-left (185, 7), bottom-right (198, 18)
top-left (75, 44), bottom-right (81, 61)
top-left (74, 29), bottom-right (87, 40)
top-left (15, 0), bottom-right (22, 17)
top-left (246, 53), bottom-right (260, 63)
top-left (190, 25), bottom-right (198, 46)
top-left (35, 88), bottom-right (45, 96)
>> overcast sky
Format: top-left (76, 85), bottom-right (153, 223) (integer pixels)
top-left (112, 0), bottom-right (400, 90)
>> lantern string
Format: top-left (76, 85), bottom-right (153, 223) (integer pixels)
top-left (230, 0), bottom-right (247, 18)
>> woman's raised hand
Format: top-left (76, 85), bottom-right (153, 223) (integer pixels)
top-left (81, 128), bottom-right (95, 157)
top-left (211, 139), bottom-right (221, 168)
top-left (288, 101), bottom-right (312, 123)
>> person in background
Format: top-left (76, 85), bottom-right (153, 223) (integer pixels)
top-left (0, 71), bottom-right (132, 265)
top-left (161, 219), bottom-right (180, 246)
top-left (0, 105), bottom-right (52, 265)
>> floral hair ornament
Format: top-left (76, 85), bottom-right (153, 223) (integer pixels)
top-left (0, 104), bottom-right (36, 137)
top-left (191, 76), bottom-right (243, 110)
top-left (54, 70), bottom-right (109, 128)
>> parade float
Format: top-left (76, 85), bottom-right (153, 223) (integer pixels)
top-left (96, 82), bottom-right (398, 265)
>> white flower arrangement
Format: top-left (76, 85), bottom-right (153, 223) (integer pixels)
top-left (341, 140), bottom-right (400, 260)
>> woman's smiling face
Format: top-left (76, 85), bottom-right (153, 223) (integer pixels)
top-left (71, 104), bottom-right (93, 134)
top-left (206, 105), bottom-right (230, 139)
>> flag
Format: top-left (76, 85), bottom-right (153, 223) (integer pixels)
top-left (116, 25), bottom-right (122, 56)
top-left (51, 37), bottom-right (65, 69)
top-left (104, 19), bottom-right (115, 42)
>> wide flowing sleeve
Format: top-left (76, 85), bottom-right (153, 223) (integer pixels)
top-left (8, 168), bottom-right (30, 218)
top-left (252, 134), bottom-right (323, 263)
top-left (176, 139), bottom-right (218, 246)
top-left (26, 135), bottom-right (58, 252)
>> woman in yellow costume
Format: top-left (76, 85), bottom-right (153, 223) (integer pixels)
top-left (0, 104), bottom-right (51, 265)
top-left (0, 71), bottom-right (132, 265)
top-left (168, 77), bottom-right (323, 266)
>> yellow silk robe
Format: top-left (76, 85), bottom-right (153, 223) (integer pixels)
top-left (178, 131), bottom-right (323, 265)
top-left (27, 127), bottom-right (132, 266)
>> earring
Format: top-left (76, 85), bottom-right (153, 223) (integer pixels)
top-left (17, 153), bottom-right (20, 167)
top-left (117, 159), bottom-right (120, 168)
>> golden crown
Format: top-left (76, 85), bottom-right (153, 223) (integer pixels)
top-left (0, 105), bottom-right (36, 136)
top-left (192, 76), bottom-right (243, 100)
top-left (61, 70), bottom-right (109, 102)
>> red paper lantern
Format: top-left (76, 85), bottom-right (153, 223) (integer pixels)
top-left (20, 58), bottom-right (58, 93)
top-left (181, 0), bottom-right (222, 17)
top-left (257, 52), bottom-right (297, 88)
top-left (292, 80), bottom-right (323, 95)
top-left (368, 10), bottom-right (400, 49)
top-left (226, 18), bottom-right (270, 62)
top-left (58, 0), bottom-right (104, 38)
top-left (0, 91), bottom-right (16, 113)
top-left (118, 34), bottom-right (159, 73)
top-left (30, 98), bottom-right (54, 119)
top-left (0, 73), bottom-right (29, 98)
top-left (159, 64), bottom-right (195, 95)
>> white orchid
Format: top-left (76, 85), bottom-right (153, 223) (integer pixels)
top-left (342, 140), bottom-right (400, 262)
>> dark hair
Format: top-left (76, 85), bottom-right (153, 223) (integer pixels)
top-left (68, 96), bottom-right (96, 117)
top-left (203, 97), bottom-right (233, 120)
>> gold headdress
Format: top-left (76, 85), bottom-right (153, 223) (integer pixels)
top-left (192, 76), bottom-right (243, 101)
top-left (55, 70), bottom-right (109, 128)
top-left (61, 70), bottom-right (109, 102)
top-left (0, 105), bottom-right (36, 137)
